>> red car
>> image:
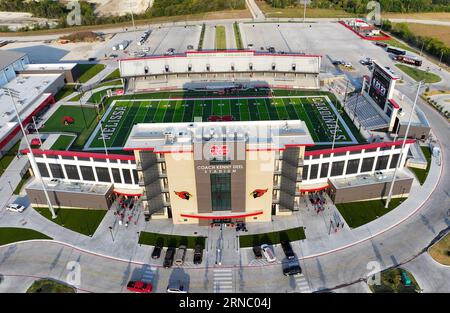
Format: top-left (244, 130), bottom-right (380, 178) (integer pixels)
top-left (126, 280), bottom-right (153, 293)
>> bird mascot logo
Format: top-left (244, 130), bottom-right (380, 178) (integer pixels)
top-left (174, 191), bottom-right (192, 200)
top-left (250, 188), bottom-right (268, 199)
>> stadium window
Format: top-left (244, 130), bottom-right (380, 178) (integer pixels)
top-left (312, 154), bottom-right (321, 159)
top-left (77, 157), bottom-right (91, 162)
top-left (231, 64), bottom-right (235, 71)
top-left (132, 170), bottom-right (139, 184)
top-left (93, 158), bottom-right (107, 163)
top-left (144, 66), bottom-right (149, 74)
top-left (95, 167), bottom-right (111, 182)
top-left (380, 146), bottom-right (392, 151)
top-left (364, 148), bottom-right (377, 153)
top-left (80, 166), bottom-right (95, 181)
top-left (292, 64), bottom-right (296, 71)
top-left (302, 165), bottom-right (309, 180)
top-left (122, 169), bottom-right (132, 184)
top-left (64, 165), bottom-right (80, 180)
top-left (188, 64), bottom-right (192, 72)
top-left (37, 163), bottom-right (50, 178)
top-left (165, 65), bottom-right (169, 73)
top-left (333, 151), bottom-right (347, 157)
top-left (322, 153), bottom-right (331, 158)
top-left (61, 156), bottom-right (74, 160)
top-left (349, 149), bottom-right (362, 155)
top-left (309, 164), bottom-right (319, 179)
top-left (330, 161), bottom-right (345, 177)
top-left (49, 164), bottom-right (65, 179)
top-left (389, 154), bottom-right (400, 169)
top-left (320, 163), bottom-right (329, 178)
top-left (375, 155), bottom-right (390, 171)
top-left (206, 64), bottom-right (210, 71)
top-left (271, 63), bottom-right (276, 71)
top-left (109, 159), bottom-right (118, 163)
top-left (45, 155), bottom-right (58, 159)
top-left (360, 157), bottom-right (375, 173)
top-left (346, 159), bottom-right (360, 175)
top-left (111, 168), bottom-right (122, 184)
top-left (249, 63), bottom-right (253, 70)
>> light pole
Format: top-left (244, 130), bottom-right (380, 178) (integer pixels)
top-left (3, 88), bottom-right (56, 218)
top-left (32, 116), bottom-right (43, 146)
top-left (384, 81), bottom-right (423, 209)
top-left (302, 0), bottom-right (307, 23)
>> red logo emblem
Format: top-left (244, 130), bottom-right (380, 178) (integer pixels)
top-left (250, 189), bottom-right (268, 199)
top-left (174, 191), bottom-right (192, 200)
top-left (210, 145), bottom-right (229, 157)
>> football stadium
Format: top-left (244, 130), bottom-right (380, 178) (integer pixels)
top-left (23, 51), bottom-right (429, 225)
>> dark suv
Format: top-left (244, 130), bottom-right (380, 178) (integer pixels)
top-left (163, 247), bottom-right (176, 268)
top-left (253, 246), bottom-right (263, 259)
top-left (151, 241), bottom-right (163, 259)
top-left (283, 259), bottom-right (302, 276)
top-left (193, 245), bottom-right (203, 264)
top-left (281, 241), bottom-right (295, 260)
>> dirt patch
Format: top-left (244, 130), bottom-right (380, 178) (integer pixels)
top-left (383, 12), bottom-right (450, 21)
top-left (398, 23), bottom-right (450, 46)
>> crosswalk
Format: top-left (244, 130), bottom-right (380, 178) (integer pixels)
top-left (248, 258), bottom-right (270, 266)
top-left (140, 265), bottom-right (156, 283)
top-left (213, 269), bottom-right (234, 293)
top-left (294, 274), bottom-right (312, 293)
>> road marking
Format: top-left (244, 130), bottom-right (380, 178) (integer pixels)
top-left (295, 274), bottom-right (311, 293)
top-left (213, 268), bottom-right (234, 293)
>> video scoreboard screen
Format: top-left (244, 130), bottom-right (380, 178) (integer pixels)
top-left (368, 64), bottom-right (394, 111)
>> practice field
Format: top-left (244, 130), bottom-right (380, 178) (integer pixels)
top-left (85, 95), bottom-right (359, 150)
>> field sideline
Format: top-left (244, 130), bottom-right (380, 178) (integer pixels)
top-left (84, 95), bottom-right (358, 150)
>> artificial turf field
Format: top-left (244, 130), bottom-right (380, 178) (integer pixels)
top-left (86, 95), bottom-right (358, 150)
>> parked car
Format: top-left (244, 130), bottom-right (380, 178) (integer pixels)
top-left (163, 247), bottom-right (176, 268)
top-left (167, 280), bottom-right (188, 293)
top-left (151, 241), bottom-right (163, 259)
top-left (332, 60), bottom-right (343, 65)
top-left (6, 203), bottom-right (25, 213)
top-left (253, 246), bottom-right (263, 259)
top-left (280, 241), bottom-right (295, 260)
top-left (261, 244), bottom-right (277, 263)
top-left (282, 259), bottom-right (302, 276)
top-left (193, 244), bottom-right (203, 264)
top-left (126, 280), bottom-right (152, 293)
top-left (174, 245), bottom-right (187, 266)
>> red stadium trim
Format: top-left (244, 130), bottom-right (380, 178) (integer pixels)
top-left (113, 190), bottom-right (143, 197)
top-left (304, 139), bottom-right (415, 157)
top-left (338, 21), bottom-right (391, 41)
top-left (388, 98), bottom-right (401, 109)
top-left (299, 184), bottom-right (330, 192)
top-left (20, 149), bottom-right (135, 161)
top-left (180, 211), bottom-right (263, 220)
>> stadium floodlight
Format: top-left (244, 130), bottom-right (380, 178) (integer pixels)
top-left (384, 80), bottom-right (424, 209)
top-left (2, 87), bottom-right (57, 219)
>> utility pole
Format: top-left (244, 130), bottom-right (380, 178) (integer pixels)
top-left (5, 88), bottom-right (56, 219)
top-left (385, 81), bottom-right (423, 209)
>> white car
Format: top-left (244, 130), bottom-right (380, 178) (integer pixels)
top-left (261, 244), bottom-right (277, 263)
top-left (6, 203), bottom-right (26, 213)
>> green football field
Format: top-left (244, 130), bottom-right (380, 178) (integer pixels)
top-left (86, 96), bottom-right (358, 150)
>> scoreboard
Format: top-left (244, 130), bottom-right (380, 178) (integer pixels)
top-left (368, 63), bottom-right (395, 111)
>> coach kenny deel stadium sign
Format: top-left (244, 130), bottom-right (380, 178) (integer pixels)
top-left (196, 164), bottom-right (244, 174)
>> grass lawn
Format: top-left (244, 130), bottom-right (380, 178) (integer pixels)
top-left (34, 207), bottom-right (107, 236)
top-left (215, 25), bottom-right (226, 50)
top-left (102, 69), bottom-right (121, 82)
top-left (401, 23), bottom-right (450, 47)
top-left (13, 171), bottom-right (31, 195)
top-left (40, 105), bottom-right (99, 150)
top-left (239, 227), bottom-right (305, 248)
top-left (50, 135), bottom-right (75, 150)
top-left (409, 146), bottom-right (432, 185)
top-left (54, 85), bottom-right (77, 101)
top-left (0, 141), bottom-right (20, 174)
top-left (0, 227), bottom-right (52, 246)
top-left (395, 64), bottom-right (442, 83)
top-left (233, 22), bottom-right (243, 49)
top-left (68, 93), bottom-right (83, 102)
top-left (336, 198), bottom-right (407, 229)
top-left (138, 231), bottom-right (206, 249)
top-left (368, 268), bottom-right (420, 293)
top-left (77, 64), bottom-right (106, 83)
top-left (27, 279), bottom-right (76, 293)
top-left (428, 231), bottom-right (450, 266)
top-left (256, 1), bottom-right (357, 18)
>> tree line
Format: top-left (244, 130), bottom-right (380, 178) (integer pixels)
top-left (381, 20), bottom-right (449, 66)
top-left (0, 0), bottom-right (246, 31)
top-left (265, 0), bottom-right (450, 12)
